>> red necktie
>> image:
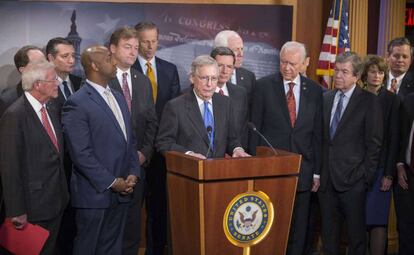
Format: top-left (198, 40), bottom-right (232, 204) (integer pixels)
top-left (286, 82), bottom-right (296, 127)
top-left (219, 88), bottom-right (225, 96)
top-left (40, 107), bottom-right (59, 152)
top-left (389, 78), bottom-right (397, 93)
top-left (122, 72), bottom-right (132, 112)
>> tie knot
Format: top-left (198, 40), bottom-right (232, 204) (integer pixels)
top-left (62, 80), bottom-right (67, 86)
top-left (146, 62), bottom-right (152, 67)
top-left (40, 106), bottom-right (46, 113)
top-left (339, 92), bottom-right (345, 98)
top-left (288, 82), bottom-right (295, 90)
top-left (122, 72), bottom-right (128, 79)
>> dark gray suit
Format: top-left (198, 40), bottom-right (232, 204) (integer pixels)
top-left (156, 91), bottom-right (241, 158)
top-left (109, 68), bottom-right (158, 255)
top-left (398, 71), bottom-right (414, 100)
top-left (249, 74), bottom-right (322, 255)
top-left (0, 95), bottom-right (69, 254)
top-left (226, 82), bottom-right (248, 148)
top-left (319, 86), bottom-right (382, 255)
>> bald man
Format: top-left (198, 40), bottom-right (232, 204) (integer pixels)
top-left (62, 45), bottom-right (140, 255)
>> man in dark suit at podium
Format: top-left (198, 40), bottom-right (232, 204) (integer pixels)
top-left (156, 55), bottom-right (249, 159)
top-left (213, 30), bottom-right (256, 103)
top-left (109, 26), bottom-right (158, 255)
top-left (249, 41), bottom-right (323, 255)
top-left (318, 52), bottom-right (382, 255)
top-left (210, 47), bottom-right (248, 148)
top-left (132, 21), bottom-right (181, 255)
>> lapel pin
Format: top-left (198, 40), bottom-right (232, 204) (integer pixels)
top-left (241, 77), bottom-right (244, 80)
top-left (134, 74), bottom-right (137, 79)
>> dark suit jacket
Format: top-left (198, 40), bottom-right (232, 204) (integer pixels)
top-left (320, 86), bottom-right (383, 192)
top-left (156, 91), bottom-right (241, 158)
top-left (0, 81), bottom-right (23, 117)
top-left (376, 87), bottom-right (400, 177)
top-left (226, 82), bottom-right (249, 148)
top-left (109, 68), bottom-right (158, 165)
top-left (236, 67), bottom-right (256, 103)
top-left (62, 83), bottom-right (140, 208)
top-left (133, 57), bottom-right (181, 119)
top-left (398, 71), bottom-right (414, 100)
top-left (51, 74), bottom-right (82, 113)
top-left (250, 74), bottom-right (323, 191)
top-left (0, 95), bottom-right (69, 221)
top-left (399, 93), bottom-right (414, 164)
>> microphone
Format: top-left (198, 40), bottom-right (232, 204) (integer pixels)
top-left (205, 126), bottom-right (213, 158)
top-left (247, 122), bottom-right (278, 155)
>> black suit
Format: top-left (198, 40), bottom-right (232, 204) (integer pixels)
top-left (319, 86), bottom-right (382, 255)
top-left (394, 93), bottom-right (414, 255)
top-left (0, 95), bottom-right (69, 254)
top-left (235, 67), bottom-right (256, 104)
top-left (398, 71), bottom-right (414, 100)
top-left (109, 68), bottom-right (158, 255)
top-left (250, 74), bottom-right (322, 255)
top-left (226, 83), bottom-right (249, 148)
top-left (156, 91), bottom-right (241, 157)
top-left (133, 56), bottom-right (181, 254)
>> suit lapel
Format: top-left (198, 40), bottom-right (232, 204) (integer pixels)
top-left (295, 77), bottom-right (308, 129)
top-left (185, 92), bottom-right (210, 147)
top-left (24, 96), bottom-right (60, 155)
top-left (274, 77), bottom-right (292, 127)
top-left (212, 94), bottom-right (225, 154)
top-left (333, 86), bottom-right (362, 138)
top-left (85, 84), bottom-right (126, 140)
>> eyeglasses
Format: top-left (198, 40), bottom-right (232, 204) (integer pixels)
top-left (196, 75), bottom-right (218, 84)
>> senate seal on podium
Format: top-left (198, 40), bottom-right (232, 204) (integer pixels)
top-left (223, 190), bottom-right (274, 249)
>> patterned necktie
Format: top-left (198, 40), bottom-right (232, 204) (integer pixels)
top-left (146, 62), bottom-right (157, 103)
top-left (219, 88), bottom-right (225, 96)
top-left (286, 82), bottom-right (296, 127)
top-left (122, 72), bottom-right (132, 112)
top-left (330, 92), bottom-right (345, 140)
top-left (62, 80), bottom-right (72, 100)
top-left (203, 101), bottom-right (214, 149)
top-left (389, 78), bottom-right (397, 93)
top-left (40, 107), bottom-right (59, 152)
top-left (104, 89), bottom-right (127, 140)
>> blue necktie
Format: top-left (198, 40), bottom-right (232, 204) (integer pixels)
top-left (62, 81), bottom-right (72, 100)
top-left (330, 92), bottom-right (345, 140)
top-left (203, 101), bottom-right (214, 149)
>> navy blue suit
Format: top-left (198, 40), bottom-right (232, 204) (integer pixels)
top-left (62, 83), bottom-right (140, 255)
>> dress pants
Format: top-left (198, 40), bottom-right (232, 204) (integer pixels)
top-left (318, 179), bottom-right (366, 255)
top-left (286, 190), bottom-right (311, 255)
top-left (393, 167), bottom-right (414, 255)
top-left (36, 212), bottom-right (63, 255)
top-left (122, 170), bottom-right (145, 255)
top-left (73, 197), bottom-right (129, 255)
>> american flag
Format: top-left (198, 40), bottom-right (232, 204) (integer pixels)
top-left (316, 0), bottom-right (350, 89)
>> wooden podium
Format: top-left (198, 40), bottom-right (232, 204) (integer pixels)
top-left (165, 147), bottom-right (301, 255)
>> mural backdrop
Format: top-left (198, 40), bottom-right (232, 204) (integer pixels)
top-left (0, 1), bottom-right (292, 89)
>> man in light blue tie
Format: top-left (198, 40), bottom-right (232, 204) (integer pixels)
top-left (318, 51), bottom-right (383, 255)
top-left (156, 55), bottom-right (249, 159)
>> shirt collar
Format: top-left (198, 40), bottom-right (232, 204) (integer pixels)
top-left (86, 79), bottom-right (109, 96)
top-left (24, 91), bottom-right (45, 113)
top-left (339, 84), bottom-right (356, 98)
top-left (193, 89), bottom-right (212, 105)
top-left (283, 75), bottom-right (301, 87)
top-left (138, 54), bottom-right (156, 68)
top-left (389, 71), bottom-right (406, 83)
top-left (116, 67), bottom-right (131, 80)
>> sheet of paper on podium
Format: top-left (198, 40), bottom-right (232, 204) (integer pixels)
top-left (0, 219), bottom-right (49, 255)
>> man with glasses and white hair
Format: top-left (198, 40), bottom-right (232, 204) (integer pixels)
top-left (250, 41), bottom-right (323, 255)
top-left (0, 60), bottom-right (69, 255)
top-left (156, 55), bottom-right (249, 159)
